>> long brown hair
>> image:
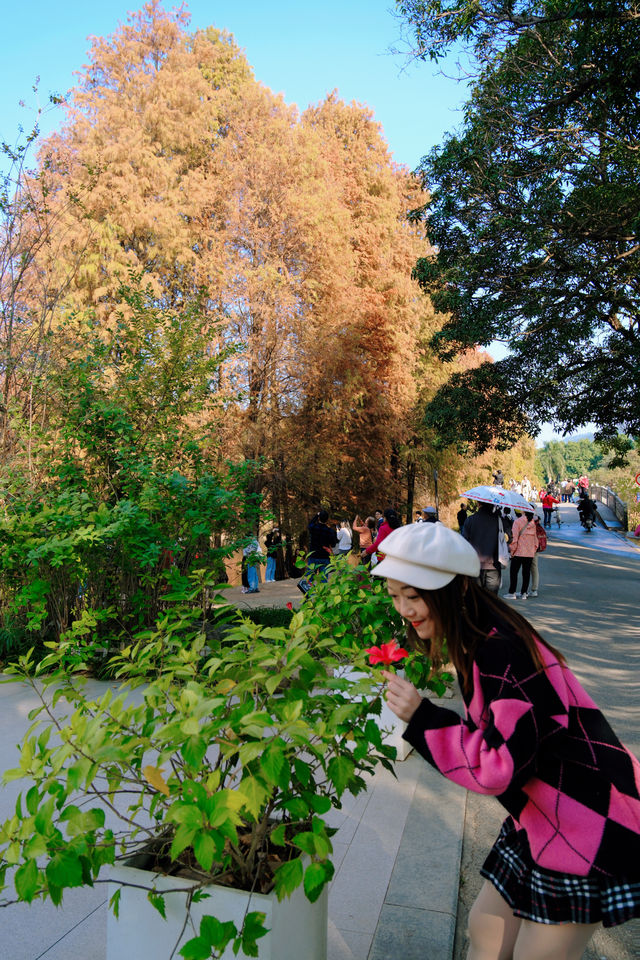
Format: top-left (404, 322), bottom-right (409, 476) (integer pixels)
top-left (406, 576), bottom-right (566, 695)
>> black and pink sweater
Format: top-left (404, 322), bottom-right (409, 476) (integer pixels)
top-left (403, 627), bottom-right (640, 879)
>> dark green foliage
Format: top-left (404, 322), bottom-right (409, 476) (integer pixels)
top-left (0, 623), bottom-right (33, 664)
top-left (398, 1), bottom-right (640, 455)
top-left (241, 606), bottom-right (294, 629)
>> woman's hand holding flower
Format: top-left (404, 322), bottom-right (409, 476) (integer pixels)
top-left (381, 670), bottom-right (422, 723)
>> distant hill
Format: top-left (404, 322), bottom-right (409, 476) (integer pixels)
top-left (535, 430), bottom-right (595, 448)
top-left (562, 432), bottom-right (595, 443)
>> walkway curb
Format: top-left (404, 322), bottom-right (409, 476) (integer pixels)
top-left (368, 761), bottom-right (465, 960)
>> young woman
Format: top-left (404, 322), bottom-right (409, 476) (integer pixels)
top-left (353, 515), bottom-right (375, 549)
top-left (505, 510), bottom-right (538, 600)
top-left (372, 522), bottom-right (640, 960)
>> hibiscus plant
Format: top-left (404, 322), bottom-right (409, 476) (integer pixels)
top-left (0, 578), bottom-right (396, 960)
top-left (298, 557), bottom-right (453, 695)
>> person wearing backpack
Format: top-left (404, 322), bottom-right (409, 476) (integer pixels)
top-left (529, 516), bottom-right (547, 598)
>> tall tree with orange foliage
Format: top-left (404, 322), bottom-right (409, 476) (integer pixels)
top-left (6, 2), bottom-right (440, 536)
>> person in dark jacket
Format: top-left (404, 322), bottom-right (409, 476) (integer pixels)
top-left (462, 502), bottom-right (503, 594)
top-left (457, 503), bottom-right (468, 533)
top-left (264, 528), bottom-right (282, 582)
top-left (307, 510), bottom-right (338, 576)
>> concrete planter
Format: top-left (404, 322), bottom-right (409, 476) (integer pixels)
top-left (107, 861), bottom-right (328, 960)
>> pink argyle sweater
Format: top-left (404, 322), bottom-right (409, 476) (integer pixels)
top-left (403, 627), bottom-right (640, 879)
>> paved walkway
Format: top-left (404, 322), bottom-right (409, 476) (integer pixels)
top-left (1, 504), bottom-right (638, 959)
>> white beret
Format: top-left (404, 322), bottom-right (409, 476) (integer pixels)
top-left (372, 521), bottom-right (480, 590)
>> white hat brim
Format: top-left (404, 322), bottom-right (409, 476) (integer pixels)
top-left (372, 554), bottom-right (456, 591)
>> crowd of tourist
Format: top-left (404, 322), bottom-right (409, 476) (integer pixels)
top-left (243, 468), bottom-right (606, 598)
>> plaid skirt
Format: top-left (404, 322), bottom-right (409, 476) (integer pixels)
top-left (481, 818), bottom-right (640, 928)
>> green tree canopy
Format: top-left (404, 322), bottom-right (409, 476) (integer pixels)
top-left (398, 0), bottom-right (640, 454)
top-left (535, 437), bottom-right (604, 482)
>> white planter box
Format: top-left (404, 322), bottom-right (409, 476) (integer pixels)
top-left (107, 862), bottom-right (328, 960)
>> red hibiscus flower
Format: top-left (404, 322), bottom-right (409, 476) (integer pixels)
top-left (365, 641), bottom-right (409, 666)
top-left (286, 602), bottom-right (293, 611)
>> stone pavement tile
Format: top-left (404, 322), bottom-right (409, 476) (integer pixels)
top-left (4, 888), bottom-right (107, 960)
top-left (348, 780), bottom-right (416, 854)
top-left (328, 757), bottom-right (421, 935)
top-left (327, 922), bottom-right (373, 960)
top-left (328, 841), bottom-right (398, 935)
top-left (330, 840), bottom-right (350, 879)
top-left (325, 757), bottom-right (416, 846)
top-left (384, 766), bottom-right (465, 916)
top-left (369, 904), bottom-right (456, 960)
top-left (34, 901), bottom-right (107, 960)
top-left (325, 789), bottom-right (371, 844)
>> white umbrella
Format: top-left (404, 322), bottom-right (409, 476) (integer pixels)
top-left (461, 485), bottom-right (535, 512)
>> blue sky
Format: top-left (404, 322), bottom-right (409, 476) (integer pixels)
top-left (1, 0), bottom-right (467, 169)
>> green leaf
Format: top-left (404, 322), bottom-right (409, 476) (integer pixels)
top-left (364, 718), bottom-right (383, 749)
top-left (293, 758), bottom-right (311, 787)
top-left (179, 936), bottom-right (211, 960)
top-left (25, 786), bottom-right (40, 816)
top-left (193, 831), bottom-right (215, 872)
top-left (239, 911), bottom-right (269, 957)
top-left (238, 777), bottom-right (270, 819)
top-left (34, 797), bottom-right (55, 835)
top-left (327, 755), bottom-right (355, 796)
top-left (15, 859), bottom-right (39, 902)
top-left (269, 822), bottom-right (287, 847)
top-left (306, 792), bottom-right (331, 815)
top-left (23, 834), bottom-right (47, 859)
top-left (167, 803), bottom-right (203, 830)
top-left (46, 848), bottom-right (84, 889)
top-left (281, 797), bottom-right (308, 820)
top-left (292, 830), bottom-right (331, 859)
top-left (261, 742), bottom-right (287, 789)
top-left (181, 735), bottom-right (207, 768)
top-left (147, 889), bottom-right (166, 919)
top-left (303, 860), bottom-right (333, 903)
top-left (109, 887), bottom-right (121, 919)
top-left (170, 823), bottom-right (198, 862)
top-left (237, 741), bottom-right (264, 765)
top-left (192, 915), bottom-right (237, 955)
top-left (273, 856), bottom-right (303, 901)
top-left (180, 717), bottom-right (200, 736)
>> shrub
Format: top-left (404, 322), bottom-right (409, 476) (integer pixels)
top-left (0, 278), bottom-right (262, 661)
top-left (0, 596), bottom-right (395, 958)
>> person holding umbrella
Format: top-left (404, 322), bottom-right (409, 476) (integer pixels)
top-left (462, 502), bottom-right (504, 595)
top-left (504, 510), bottom-right (538, 600)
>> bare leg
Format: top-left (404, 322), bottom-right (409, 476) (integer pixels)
top-left (513, 918), bottom-right (599, 960)
top-left (467, 881), bottom-right (522, 960)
